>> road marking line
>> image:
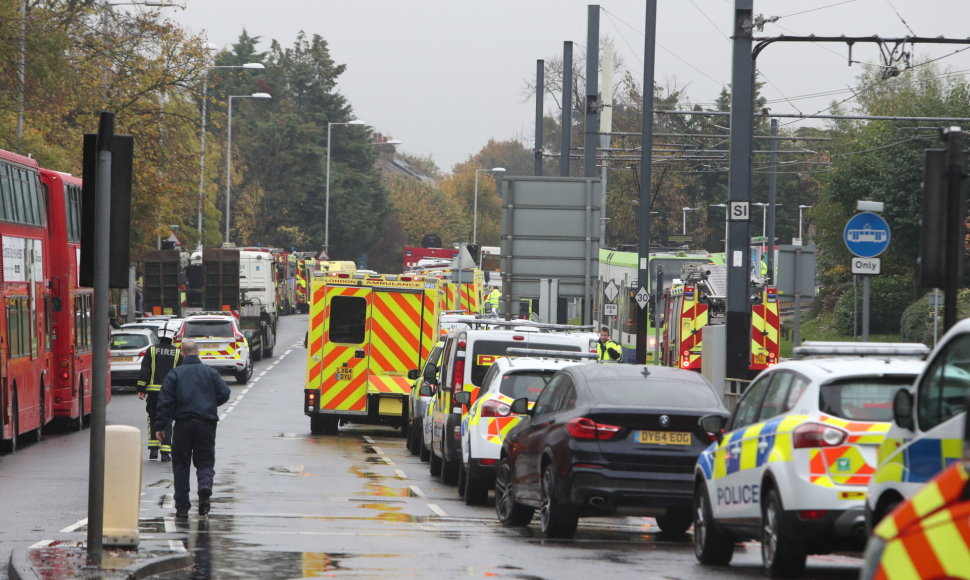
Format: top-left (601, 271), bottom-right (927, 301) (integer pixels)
top-left (371, 446), bottom-right (384, 455)
top-left (409, 485), bottom-right (424, 497)
top-left (60, 518), bottom-right (87, 533)
top-left (30, 540), bottom-right (54, 549)
top-left (427, 503), bottom-right (447, 517)
top-left (394, 469), bottom-right (408, 479)
top-left (169, 539), bottom-right (186, 552)
top-left (363, 436), bottom-right (375, 444)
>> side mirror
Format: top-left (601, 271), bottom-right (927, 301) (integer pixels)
top-left (510, 397), bottom-right (530, 415)
top-left (893, 388), bottom-right (915, 431)
top-left (423, 365), bottom-right (438, 383)
top-left (698, 414), bottom-right (726, 443)
top-left (407, 369), bottom-right (419, 381)
top-left (419, 384), bottom-right (434, 397)
top-left (453, 391), bottom-right (471, 405)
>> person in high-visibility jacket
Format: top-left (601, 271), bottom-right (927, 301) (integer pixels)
top-left (137, 323), bottom-right (181, 461)
top-left (597, 327), bottom-right (622, 362)
top-left (485, 287), bottom-right (501, 315)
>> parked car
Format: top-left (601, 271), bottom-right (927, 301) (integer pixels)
top-left (456, 355), bottom-right (587, 505)
top-left (860, 394), bottom-right (970, 580)
top-left (176, 313), bottom-right (252, 384)
top-left (428, 323), bottom-right (597, 485)
top-left (109, 329), bottom-right (157, 389)
top-left (495, 364), bottom-right (728, 539)
top-left (867, 321), bottom-right (970, 530)
top-left (693, 342), bottom-right (928, 577)
top-left (406, 341), bottom-right (443, 456)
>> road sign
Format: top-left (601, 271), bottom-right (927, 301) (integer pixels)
top-left (729, 201), bottom-right (749, 221)
top-left (604, 280), bottom-right (618, 303)
top-left (603, 303), bottom-right (618, 316)
top-left (851, 257), bottom-right (881, 275)
top-left (844, 212), bottom-right (890, 258)
top-left (635, 286), bottom-right (649, 309)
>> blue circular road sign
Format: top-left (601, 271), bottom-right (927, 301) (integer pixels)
top-left (844, 212), bottom-right (890, 258)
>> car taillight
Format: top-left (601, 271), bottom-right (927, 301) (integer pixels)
top-left (234, 332), bottom-right (245, 342)
top-left (481, 399), bottom-right (511, 418)
top-left (792, 422), bottom-right (847, 448)
top-left (566, 417), bottom-right (621, 441)
top-left (138, 350), bottom-right (147, 357)
top-left (451, 357), bottom-right (465, 391)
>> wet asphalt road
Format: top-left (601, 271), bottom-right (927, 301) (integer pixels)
top-left (1, 315), bottom-right (865, 579)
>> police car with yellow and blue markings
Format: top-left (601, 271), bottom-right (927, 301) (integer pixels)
top-left (692, 342), bottom-right (928, 577)
top-left (867, 318), bottom-right (970, 530)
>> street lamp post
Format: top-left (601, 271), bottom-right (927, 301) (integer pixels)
top-left (324, 120), bottom-right (367, 252)
top-left (198, 62), bottom-right (264, 246)
top-left (225, 92), bottom-right (271, 246)
top-left (681, 207), bottom-right (699, 235)
top-left (797, 204), bottom-right (813, 245)
top-left (473, 167), bottom-right (506, 245)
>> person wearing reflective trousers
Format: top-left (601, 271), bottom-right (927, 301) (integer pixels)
top-left (136, 323), bottom-right (181, 461)
top-left (597, 326), bottom-right (622, 362)
top-left (155, 339), bottom-right (231, 518)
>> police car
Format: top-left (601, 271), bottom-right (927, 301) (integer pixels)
top-left (455, 354), bottom-right (588, 505)
top-left (693, 342), bottom-right (928, 577)
top-left (867, 319), bottom-right (970, 529)
top-left (177, 313), bottom-right (253, 384)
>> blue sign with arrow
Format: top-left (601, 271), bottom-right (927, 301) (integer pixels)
top-left (844, 212), bottom-right (890, 258)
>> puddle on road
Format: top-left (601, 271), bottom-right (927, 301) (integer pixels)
top-left (364, 482), bottom-right (417, 498)
top-left (349, 464), bottom-right (384, 480)
top-left (365, 456), bottom-right (392, 465)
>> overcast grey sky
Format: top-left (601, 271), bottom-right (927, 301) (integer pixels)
top-left (171, 0), bottom-right (970, 172)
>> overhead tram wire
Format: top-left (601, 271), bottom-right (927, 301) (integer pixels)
top-left (883, 0), bottom-right (917, 36)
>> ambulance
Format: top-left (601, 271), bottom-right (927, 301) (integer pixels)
top-left (303, 272), bottom-right (442, 435)
top-left (866, 317), bottom-right (970, 529)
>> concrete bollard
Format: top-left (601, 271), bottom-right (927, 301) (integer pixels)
top-left (103, 425), bottom-right (142, 547)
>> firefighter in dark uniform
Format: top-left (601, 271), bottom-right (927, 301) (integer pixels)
top-left (137, 322), bottom-right (181, 461)
top-left (155, 339), bottom-right (231, 518)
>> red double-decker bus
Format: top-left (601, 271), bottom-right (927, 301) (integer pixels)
top-left (0, 149), bottom-right (53, 452)
top-left (39, 168), bottom-right (97, 433)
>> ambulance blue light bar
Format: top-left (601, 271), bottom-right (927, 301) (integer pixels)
top-left (793, 341), bottom-right (930, 359)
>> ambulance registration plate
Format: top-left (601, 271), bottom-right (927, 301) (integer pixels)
top-left (638, 430), bottom-right (691, 445)
top-left (335, 369), bottom-right (352, 381)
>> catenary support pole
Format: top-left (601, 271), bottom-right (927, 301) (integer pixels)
top-left (561, 41), bottom-right (573, 177)
top-left (766, 118), bottom-right (778, 284)
top-left (636, 0), bottom-right (657, 364)
top-left (535, 60), bottom-right (544, 177)
top-left (584, 5), bottom-right (599, 179)
top-left (87, 111), bottom-right (113, 567)
top-left (726, 0), bottom-right (754, 381)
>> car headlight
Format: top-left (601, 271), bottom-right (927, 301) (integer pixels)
top-left (858, 536), bottom-right (886, 580)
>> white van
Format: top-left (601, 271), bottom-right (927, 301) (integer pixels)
top-left (866, 318), bottom-right (970, 528)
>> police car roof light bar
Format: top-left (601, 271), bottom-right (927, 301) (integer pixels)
top-left (793, 341), bottom-right (930, 359)
top-left (505, 348), bottom-right (598, 360)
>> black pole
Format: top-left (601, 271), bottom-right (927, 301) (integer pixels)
top-left (636, 0), bottom-right (657, 364)
top-left (561, 41), bottom-right (573, 177)
top-left (766, 118), bottom-right (778, 284)
top-left (584, 5), bottom-right (600, 179)
top-left (87, 111), bottom-right (113, 567)
top-left (535, 60), bottom-right (544, 176)
top-left (726, 0), bottom-right (754, 381)
top-left (943, 127), bottom-right (966, 331)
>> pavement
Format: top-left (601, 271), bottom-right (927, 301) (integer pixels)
top-left (7, 516), bottom-right (196, 580)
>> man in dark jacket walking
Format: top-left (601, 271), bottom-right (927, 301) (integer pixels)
top-left (155, 339), bottom-right (231, 518)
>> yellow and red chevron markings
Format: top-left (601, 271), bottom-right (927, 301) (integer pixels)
top-left (750, 287), bottom-right (780, 370)
top-left (678, 285), bottom-right (707, 370)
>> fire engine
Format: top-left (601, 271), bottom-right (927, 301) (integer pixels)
top-left (304, 271), bottom-right (443, 434)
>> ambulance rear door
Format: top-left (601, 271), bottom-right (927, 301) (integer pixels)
top-left (318, 284), bottom-right (372, 414)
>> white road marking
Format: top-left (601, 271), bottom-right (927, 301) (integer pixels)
top-left (394, 469), bottom-right (407, 479)
top-left (427, 503), bottom-right (448, 517)
top-left (30, 540), bottom-right (54, 549)
top-left (363, 436), bottom-right (375, 444)
top-left (370, 446), bottom-right (384, 455)
top-left (408, 485), bottom-right (424, 498)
